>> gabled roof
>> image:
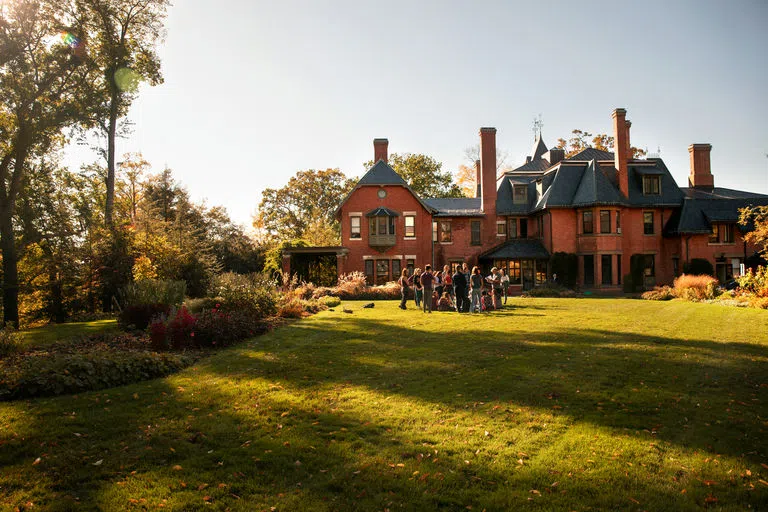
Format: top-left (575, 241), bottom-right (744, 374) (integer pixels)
top-left (357, 160), bottom-right (407, 186)
top-left (496, 175), bottom-right (540, 214)
top-left (365, 206), bottom-right (400, 217)
top-left (507, 158), bottom-right (551, 173)
top-left (566, 148), bottom-right (614, 161)
top-left (625, 160), bottom-right (685, 206)
top-left (570, 160), bottom-right (625, 207)
top-left (423, 197), bottom-right (483, 217)
top-left (478, 239), bottom-right (550, 260)
top-left (665, 196), bottom-right (768, 235)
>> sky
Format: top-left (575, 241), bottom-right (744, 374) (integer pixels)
top-left (65, 0), bottom-right (768, 228)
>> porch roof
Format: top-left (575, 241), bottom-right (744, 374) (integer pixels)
top-left (479, 239), bottom-right (550, 260)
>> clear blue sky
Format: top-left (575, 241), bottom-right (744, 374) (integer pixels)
top-left (66, 0), bottom-right (768, 228)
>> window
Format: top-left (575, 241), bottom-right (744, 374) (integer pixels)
top-left (471, 221), bottom-right (481, 245)
top-left (508, 260), bottom-right (521, 284)
top-left (508, 219), bottom-right (518, 239)
top-left (439, 221), bottom-right (452, 243)
top-left (600, 210), bottom-right (611, 234)
top-left (369, 216), bottom-right (395, 236)
top-left (643, 212), bottom-right (654, 235)
top-left (350, 216), bottom-right (361, 239)
top-left (709, 223), bottom-right (734, 243)
top-left (643, 254), bottom-right (655, 277)
top-left (404, 215), bottom-right (415, 238)
top-left (601, 254), bottom-right (613, 285)
top-left (616, 210), bottom-right (621, 232)
top-left (391, 259), bottom-right (401, 279)
top-left (584, 255), bottom-right (595, 286)
top-left (672, 257), bottom-right (679, 277)
top-left (513, 185), bottom-right (527, 205)
top-left (406, 259), bottom-right (415, 273)
top-left (376, 259), bottom-right (389, 285)
top-left (364, 259), bottom-right (374, 285)
top-left (519, 219), bottom-right (528, 239)
top-left (642, 175), bottom-right (661, 195)
top-left (583, 211), bottom-right (594, 234)
top-left (537, 216), bottom-right (544, 238)
top-left (617, 257), bottom-right (622, 285)
top-left (432, 221), bottom-right (438, 242)
top-left (496, 221), bottom-right (506, 237)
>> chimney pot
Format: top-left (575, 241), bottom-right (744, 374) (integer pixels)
top-left (373, 138), bottom-right (389, 163)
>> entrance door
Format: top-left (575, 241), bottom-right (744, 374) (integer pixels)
top-left (601, 254), bottom-right (612, 286)
top-left (584, 255), bottom-right (595, 287)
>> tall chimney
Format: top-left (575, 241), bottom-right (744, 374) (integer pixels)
top-left (475, 159), bottom-right (481, 198)
top-left (479, 127), bottom-right (497, 213)
top-left (625, 120), bottom-right (632, 161)
top-left (373, 138), bottom-right (388, 163)
top-left (612, 108), bottom-right (629, 197)
top-left (688, 144), bottom-right (714, 189)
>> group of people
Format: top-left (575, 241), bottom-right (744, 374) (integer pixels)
top-left (397, 263), bottom-right (510, 313)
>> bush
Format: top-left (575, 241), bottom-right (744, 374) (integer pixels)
top-left (211, 272), bottom-right (277, 319)
top-left (193, 307), bottom-right (266, 347)
top-left (0, 325), bottom-right (23, 357)
top-left (149, 306), bottom-right (196, 351)
top-left (322, 296), bottom-right (341, 308)
top-left (183, 297), bottom-right (222, 314)
top-left (120, 279), bottom-right (186, 308)
top-left (748, 296), bottom-right (768, 309)
top-left (521, 285), bottom-right (577, 298)
top-left (683, 258), bottom-right (714, 277)
top-left (673, 274), bottom-right (718, 301)
top-left (642, 286), bottom-right (675, 301)
top-left (278, 299), bottom-right (306, 318)
top-left (119, 303), bottom-right (171, 331)
top-left (0, 350), bottom-right (195, 401)
top-left (737, 266), bottom-right (768, 297)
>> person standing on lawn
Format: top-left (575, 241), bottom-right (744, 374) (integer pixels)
top-left (411, 268), bottom-right (423, 309)
top-left (500, 268), bottom-right (510, 304)
top-left (420, 264), bottom-right (435, 313)
top-left (462, 262), bottom-right (472, 312)
top-left (487, 267), bottom-right (502, 309)
top-left (452, 265), bottom-right (467, 313)
top-left (469, 266), bottom-right (484, 313)
top-left (398, 268), bottom-right (410, 310)
top-left (442, 264), bottom-right (453, 301)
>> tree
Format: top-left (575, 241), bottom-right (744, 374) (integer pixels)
top-left (255, 168), bottom-right (355, 243)
top-left (0, 0), bottom-right (92, 325)
top-left (739, 206), bottom-right (768, 257)
top-left (76, 0), bottom-right (169, 228)
top-left (364, 153), bottom-right (463, 199)
top-left (462, 144), bottom-right (508, 174)
top-left (454, 164), bottom-right (476, 198)
top-left (556, 129), bottom-right (647, 159)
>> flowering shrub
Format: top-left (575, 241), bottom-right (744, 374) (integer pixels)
top-left (193, 306), bottom-right (265, 347)
top-left (673, 274), bottom-right (718, 301)
top-left (737, 266), bottom-right (768, 297)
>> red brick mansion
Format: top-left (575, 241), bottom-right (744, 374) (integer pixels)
top-left (282, 108), bottom-right (768, 292)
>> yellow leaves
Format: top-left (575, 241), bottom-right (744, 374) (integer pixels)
top-left (172, 465), bottom-right (182, 471)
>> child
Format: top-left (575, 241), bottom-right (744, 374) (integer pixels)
top-left (481, 290), bottom-right (493, 311)
top-left (437, 292), bottom-right (452, 311)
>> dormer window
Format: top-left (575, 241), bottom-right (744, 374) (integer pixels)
top-left (642, 175), bottom-right (661, 195)
top-left (513, 184), bottom-right (528, 204)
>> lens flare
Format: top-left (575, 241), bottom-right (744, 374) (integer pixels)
top-left (114, 67), bottom-right (140, 92)
top-left (60, 31), bottom-right (79, 47)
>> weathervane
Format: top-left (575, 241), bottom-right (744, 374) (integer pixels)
top-left (532, 114), bottom-right (543, 139)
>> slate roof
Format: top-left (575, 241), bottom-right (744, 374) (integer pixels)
top-left (357, 160), bottom-right (407, 185)
top-left (507, 158), bottom-right (551, 173)
top-left (681, 187), bottom-right (768, 200)
top-left (566, 148), bottom-right (615, 161)
top-left (531, 134), bottom-right (548, 161)
top-left (478, 239), bottom-right (550, 260)
top-left (496, 175), bottom-right (540, 214)
top-left (423, 197), bottom-right (483, 217)
top-left (625, 160), bottom-right (685, 207)
top-left (570, 160), bottom-right (625, 207)
top-left (665, 196), bottom-right (768, 235)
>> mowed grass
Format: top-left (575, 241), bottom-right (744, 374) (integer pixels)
top-left (1, 299), bottom-right (767, 511)
top-left (19, 319), bottom-right (119, 349)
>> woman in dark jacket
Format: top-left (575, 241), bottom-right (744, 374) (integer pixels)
top-left (398, 268), bottom-right (410, 310)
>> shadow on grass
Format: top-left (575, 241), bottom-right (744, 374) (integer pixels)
top-left (2, 302), bottom-right (766, 510)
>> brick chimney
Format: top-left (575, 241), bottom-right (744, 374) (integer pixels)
top-left (612, 108), bottom-right (629, 197)
top-left (475, 159), bottom-right (481, 198)
top-left (479, 127), bottom-right (497, 213)
top-left (688, 144), bottom-right (714, 189)
top-left (373, 138), bottom-right (388, 163)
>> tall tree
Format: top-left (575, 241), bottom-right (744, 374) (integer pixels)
top-left (364, 153), bottom-right (463, 199)
top-left (255, 168), bottom-right (355, 243)
top-left (0, 0), bottom-right (91, 325)
top-left (556, 129), bottom-right (647, 159)
top-left (77, 0), bottom-right (168, 227)
top-left (739, 206), bottom-right (768, 257)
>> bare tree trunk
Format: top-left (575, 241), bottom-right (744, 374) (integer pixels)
top-left (104, 88), bottom-right (119, 227)
top-left (0, 211), bottom-right (19, 327)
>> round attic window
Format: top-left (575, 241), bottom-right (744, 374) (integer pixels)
top-left (377, 189), bottom-right (387, 199)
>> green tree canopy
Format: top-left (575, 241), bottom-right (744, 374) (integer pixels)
top-left (255, 168), bottom-right (355, 244)
top-left (364, 153), bottom-right (463, 199)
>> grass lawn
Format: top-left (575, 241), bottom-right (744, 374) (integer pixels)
top-left (1, 299), bottom-right (767, 511)
top-left (19, 319), bottom-right (119, 349)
